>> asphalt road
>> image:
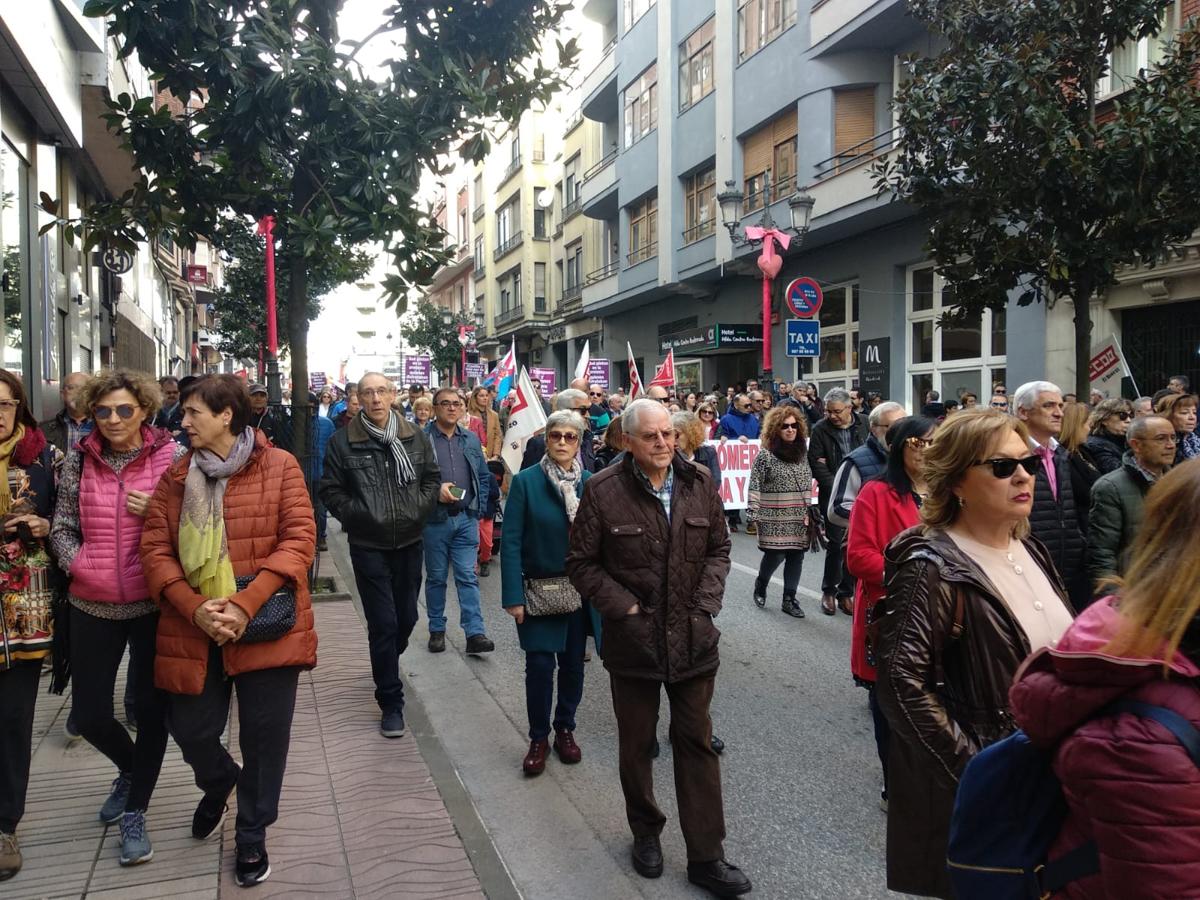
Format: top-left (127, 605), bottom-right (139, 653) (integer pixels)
top-left (334, 521), bottom-right (901, 899)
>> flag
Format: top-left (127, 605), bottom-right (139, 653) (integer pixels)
top-left (627, 342), bottom-right (643, 400)
top-left (501, 367), bottom-right (548, 474)
top-left (574, 339), bottom-right (591, 382)
top-left (485, 337), bottom-right (517, 398)
top-left (648, 348), bottom-right (676, 390)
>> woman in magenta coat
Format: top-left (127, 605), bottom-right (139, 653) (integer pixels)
top-left (846, 416), bottom-right (934, 811)
top-left (1009, 459), bottom-right (1200, 899)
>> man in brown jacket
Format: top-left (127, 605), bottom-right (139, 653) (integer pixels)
top-left (566, 399), bottom-right (750, 898)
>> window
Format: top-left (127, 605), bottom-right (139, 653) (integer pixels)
top-left (510, 132), bottom-right (521, 165)
top-left (628, 195), bottom-right (658, 265)
top-left (474, 234), bottom-right (484, 262)
top-left (738, 0), bottom-right (796, 62)
top-left (535, 263), bottom-right (546, 312)
top-left (458, 209), bottom-right (468, 245)
top-left (683, 166), bottom-right (716, 242)
top-left (679, 19), bottom-right (715, 112)
top-left (534, 208), bottom-right (547, 239)
top-left (473, 174), bottom-right (483, 206)
top-left (799, 282), bottom-right (859, 387)
top-left (624, 63), bottom-right (658, 147)
top-left (565, 242), bottom-right (584, 291)
top-left (906, 265), bottom-right (1006, 409)
top-left (623, 0), bottom-right (654, 30)
top-left (564, 155), bottom-right (581, 205)
top-left (742, 111), bottom-right (797, 212)
top-left (833, 87), bottom-right (876, 172)
top-left (496, 196), bottom-right (520, 251)
top-left (1101, 4), bottom-right (1178, 96)
top-left (533, 133), bottom-right (545, 162)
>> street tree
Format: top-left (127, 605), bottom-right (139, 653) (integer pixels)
top-left (210, 220), bottom-right (370, 363)
top-left (398, 298), bottom-right (474, 384)
top-left (46, 0), bottom-right (576, 460)
top-left (877, 0), bottom-right (1200, 397)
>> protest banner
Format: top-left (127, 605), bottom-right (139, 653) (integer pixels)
top-left (705, 439), bottom-right (761, 510)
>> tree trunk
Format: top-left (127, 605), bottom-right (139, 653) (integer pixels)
top-left (288, 249), bottom-right (311, 468)
top-left (1073, 278), bottom-right (1093, 399)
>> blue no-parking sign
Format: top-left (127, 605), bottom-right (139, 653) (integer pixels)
top-left (784, 277), bottom-right (823, 318)
top-left (786, 319), bottom-right (821, 357)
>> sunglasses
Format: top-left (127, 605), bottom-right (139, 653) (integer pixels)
top-left (547, 430), bottom-right (579, 444)
top-left (972, 455), bottom-right (1041, 478)
top-left (94, 404), bottom-right (138, 420)
top-left (699, 409), bottom-right (714, 416)
top-left (572, 407), bottom-right (591, 417)
top-left (1114, 412), bottom-right (1132, 421)
top-left (780, 422), bottom-right (799, 431)
top-left (589, 391), bottom-right (603, 397)
top-left (905, 436), bottom-right (934, 449)
top-left (990, 402), bottom-right (1008, 408)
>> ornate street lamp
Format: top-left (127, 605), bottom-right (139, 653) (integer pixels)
top-left (718, 177), bottom-right (816, 377)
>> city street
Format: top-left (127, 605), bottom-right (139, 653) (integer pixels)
top-left (334, 519), bottom-right (897, 900)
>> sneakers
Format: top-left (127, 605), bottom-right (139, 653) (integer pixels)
top-left (119, 810), bottom-right (154, 866)
top-left (380, 709), bottom-right (406, 738)
top-left (193, 769), bottom-right (239, 839)
top-left (0, 831), bottom-right (21, 882)
top-left (479, 561), bottom-right (490, 577)
top-left (235, 843), bottom-right (271, 887)
top-left (99, 773), bottom-right (133, 824)
top-left (64, 708), bottom-right (82, 743)
top-left (427, 632), bottom-right (446, 653)
top-left (465, 634), bottom-right (494, 655)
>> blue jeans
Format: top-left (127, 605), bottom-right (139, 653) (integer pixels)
top-left (423, 512), bottom-right (485, 637)
top-left (525, 609), bottom-right (587, 741)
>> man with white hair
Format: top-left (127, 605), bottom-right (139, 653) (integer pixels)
top-left (827, 401), bottom-right (907, 529)
top-left (567, 399), bottom-right (750, 896)
top-left (520, 389), bottom-right (597, 471)
top-left (1014, 380), bottom-right (1090, 609)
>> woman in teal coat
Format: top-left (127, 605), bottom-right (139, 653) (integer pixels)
top-left (502, 410), bottom-right (602, 777)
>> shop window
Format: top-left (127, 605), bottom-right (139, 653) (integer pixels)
top-left (799, 281), bottom-right (858, 388)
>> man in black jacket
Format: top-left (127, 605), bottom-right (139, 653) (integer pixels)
top-left (319, 372), bottom-right (441, 738)
top-left (808, 388), bottom-right (868, 616)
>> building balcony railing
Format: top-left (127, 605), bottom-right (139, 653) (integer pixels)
top-left (627, 243), bottom-right (658, 267)
top-left (493, 231), bottom-right (523, 261)
top-left (559, 283), bottom-right (583, 308)
top-left (500, 155), bottom-right (522, 185)
top-left (681, 220), bottom-right (715, 245)
top-left (585, 260), bottom-right (620, 283)
top-left (495, 303), bottom-right (525, 327)
top-left (583, 149), bottom-right (618, 182)
top-left (743, 172), bottom-right (799, 215)
top-left (813, 128), bottom-right (899, 182)
top-left (532, 148), bottom-right (545, 162)
top-left (472, 203), bottom-right (484, 222)
top-left (563, 109), bottom-right (584, 136)
top-left (562, 197), bottom-right (582, 221)
top-left (473, 266), bottom-right (486, 282)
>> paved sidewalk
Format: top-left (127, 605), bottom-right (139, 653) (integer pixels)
top-left (11, 584), bottom-right (484, 899)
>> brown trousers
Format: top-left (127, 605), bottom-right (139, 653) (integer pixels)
top-left (608, 672), bottom-right (726, 862)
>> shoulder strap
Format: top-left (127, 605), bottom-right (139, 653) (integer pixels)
top-left (1104, 699), bottom-right (1200, 767)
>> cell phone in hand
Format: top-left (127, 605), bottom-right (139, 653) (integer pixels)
top-left (448, 485), bottom-right (466, 500)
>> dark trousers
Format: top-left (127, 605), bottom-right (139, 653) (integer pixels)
top-left (869, 685), bottom-right (891, 792)
top-left (168, 642), bottom-right (299, 848)
top-left (0, 660), bottom-right (41, 833)
top-left (757, 549), bottom-right (806, 594)
top-left (70, 606), bottom-right (169, 811)
top-left (821, 522), bottom-right (856, 599)
top-left (525, 609), bottom-right (586, 741)
top-left (609, 673), bottom-right (726, 862)
top-left (349, 542), bottom-right (423, 713)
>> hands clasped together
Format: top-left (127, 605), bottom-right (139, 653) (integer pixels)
top-left (192, 597), bottom-right (251, 645)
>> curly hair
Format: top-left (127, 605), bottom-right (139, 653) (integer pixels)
top-left (80, 369), bottom-right (162, 419)
top-left (1087, 397), bottom-right (1134, 436)
top-left (1155, 391), bottom-right (1198, 430)
top-left (761, 405), bottom-right (808, 451)
top-left (920, 408), bottom-right (1031, 538)
top-left (670, 410), bottom-right (707, 454)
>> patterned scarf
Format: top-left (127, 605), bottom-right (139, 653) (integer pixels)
top-left (539, 452), bottom-right (582, 523)
top-left (0, 423), bottom-right (25, 516)
top-left (180, 427), bottom-right (256, 599)
top-left (359, 410), bottom-right (416, 486)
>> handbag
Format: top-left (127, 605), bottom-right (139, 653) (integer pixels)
top-left (806, 505), bottom-right (828, 552)
top-left (234, 574), bottom-right (297, 643)
top-left (523, 575), bottom-right (582, 617)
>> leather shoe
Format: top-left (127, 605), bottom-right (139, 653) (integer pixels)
top-left (428, 632), bottom-right (446, 653)
top-left (839, 595), bottom-right (855, 616)
top-left (687, 859), bottom-right (752, 897)
top-left (522, 739), bottom-right (549, 776)
top-left (553, 729), bottom-right (582, 764)
top-left (710, 734), bottom-right (725, 755)
top-left (820, 593), bottom-right (837, 616)
top-left (631, 835), bottom-right (663, 879)
top-left (465, 634), bottom-right (494, 655)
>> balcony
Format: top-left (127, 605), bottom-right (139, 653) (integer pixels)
top-left (495, 303), bottom-right (525, 328)
top-left (581, 36), bottom-right (618, 122)
top-left (581, 149), bottom-right (619, 219)
top-left (493, 231), bottom-right (523, 262)
top-left (558, 283), bottom-right (583, 314)
top-left (626, 243), bottom-right (658, 268)
top-left (473, 266), bottom-right (486, 282)
top-left (562, 197), bottom-right (583, 222)
top-left (681, 220), bottom-right (715, 246)
top-left (810, 0), bottom-right (916, 54)
top-left (472, 203), bottom-right (484, 222)
top-left (808, 128), bottom-right (900, 222)
top-left (499, 155), bottom-right (522, 188)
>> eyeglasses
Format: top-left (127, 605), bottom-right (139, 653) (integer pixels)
top-left (359, 388), bottom-right (392, 399)
top-left (905, 436), bottom-right (934, 449)
top-left (972, 455), bottom-right (1041, 478)
top-left (636, 430), bottom-right (674, 443)
top-left (94, 404), bottom-right (138, 420)
top-left (990, 401), bottom-right (1008, 408)
top-left (0, 399), bottom-right (19, 413)
top-left (572, 406), bottom-right (591, 417)
top-left (436, 400), bottom-right (463, 409)
top-left (589, 391), bottom-right (604, 397)
top-left (779, 422), bottom-right (799, 431)
top-left (699, 409), bottom-right (714, 416)
top-left (1114, 412), bottom-right (1132, 422)
top-left (547, 430), bottom-right (579, 444)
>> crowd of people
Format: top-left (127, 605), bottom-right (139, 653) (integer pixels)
top-left (3, 359), bottom-right (1200, 898)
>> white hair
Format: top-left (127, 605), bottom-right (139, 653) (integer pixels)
top-left (824, 387), bottom-right (851, 405)
top-left (868, 401), bottom-right (906, 427)
top-left (545, 410), bottom-right (585, 435)
top-left (1013, 380), bottom-right (1061, 412)
top-left (554, 388), bottom-right (588, 411)
top-left (622, 397), bottom-right (670, 434)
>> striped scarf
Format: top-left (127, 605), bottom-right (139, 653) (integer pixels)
top-left (359, 410), bottom-right (416, 486)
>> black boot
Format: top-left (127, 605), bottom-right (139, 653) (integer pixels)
top-left (781, 591), bottom-right (805, 618)
top-left (753, 577), bottom-right (767, 609)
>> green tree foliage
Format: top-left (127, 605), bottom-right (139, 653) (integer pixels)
top-left (46, 0), bottom-right (576, 457)
top-left (209, 219), bottom-right (369, 362)
top-left (399, 298), bottom-right (473, 382)
top-left (877, 0), bottom-right (1200, 396)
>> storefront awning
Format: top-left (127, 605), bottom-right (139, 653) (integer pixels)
top-left (659, 323), bottom-right (762, 355)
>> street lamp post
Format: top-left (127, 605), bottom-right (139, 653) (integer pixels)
top-left (717, 178), bottom-right (815, 378)
top-left (439, 306), bottom-right (454, 386)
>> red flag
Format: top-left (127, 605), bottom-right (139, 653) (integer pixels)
top-left (648, 349), bottom-right (675, 389)
top-left (627, 342), bottom-right (643, 400)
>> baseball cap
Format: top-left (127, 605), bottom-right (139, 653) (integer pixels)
top-left (249, 383), bottom-right (268, 395)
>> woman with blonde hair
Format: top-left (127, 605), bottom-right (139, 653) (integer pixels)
top-left (1010, 459), bottom-right (1200, 898)
top-left (697, 401), bottom-right (720, 440)
top-left (1155, 391), bottom-right (1200, 464)
top-left (411, 395), bottom-right (434, 428)
top-left (1083, 397), bottom-right (1134, 475)
top-left (876, 409), bottom-right (1074, 898)
top-left (672, 410), bottom-right (719, 484)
